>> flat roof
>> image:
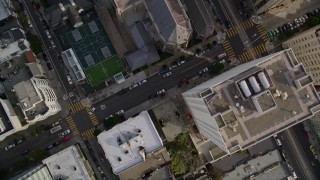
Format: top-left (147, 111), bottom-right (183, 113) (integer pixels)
top-left (97, 111), bottom-right (163, 174)
top-left (224, 149), bottom-right (289, 180)
top-left (13, 79), bottom-right (41, 111)
top-left (183, 49), bottom-right (320, 152)
top-left (42, 145), bottom-right (94, 180)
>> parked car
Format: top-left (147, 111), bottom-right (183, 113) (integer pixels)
top-left (45, 30), bottom-right (51, 39)
top-left (21, 149), bottom-right (30, 156)
top-left (163, 72), bottom-right (172, 78)
top-left (98, 166), bottom-right (103, 174)
top-left (46, 62), bottom-right (53, 70)
top-left (148, 94), bottom-right (158, 99)
top-left (129, 83), bottom-right (139, 90)
top-left (16, 139), bottom-right (24, 145)
top-left (53, 141), bottom-right (60, 146)
top-left (46, 144), bottom-right (54, 150)
top-left (67, 75), bottom-right (72, 85)
top-left (49, 120), bottom-right (62, 128)
top-left (105, 114), bottom-right (113, 120)
top-left (115, 109), bottom-right (124, 115)
top-left (138, 79), bottom-right (147, 85)
top-left (58, 129), bottom-right (71, 137)
top-left (62, 135), bottom-right (72, 142)
top-left (118, 88), bottom-right (128, 95)
top-left (4, 143), bottom-right (15, 151)
top-left (157, 89), bottom-right (166, 96)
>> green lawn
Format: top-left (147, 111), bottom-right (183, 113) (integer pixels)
top-left (84, 56), bottom-right (123, 86)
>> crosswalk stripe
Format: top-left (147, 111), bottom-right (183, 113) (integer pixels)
top-left (262, 45), bottom-right (267, 52)
top-left (226, 30), bottom-right (231, 37)
top-left (248, 20), bottom-right (253, 27)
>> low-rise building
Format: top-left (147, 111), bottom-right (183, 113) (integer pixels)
top-left (144, 0), bottom-right (192, 52)
top-left (0, 0), bottom-right (17, 24)
top-left (223, 149), bottom-right (290, 180)
top-left (0, 26), bottom-right (29, 63)
top-left (42, 144), bottom-right (95, 180)
top-left (182, 49), bottom-right (320, 161)
top-left (97, 111), bottom-right (163, 175)
top-left (0, 98), bottom-right (25, 141)
top-left (11, 164), bottom-right (53, 180)
top-left (182, 0), bottom-right (215, 38)
top-left (13, 76), bottom-right (61, 123)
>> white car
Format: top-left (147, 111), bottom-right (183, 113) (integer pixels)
top-left (67, 75), bottom-right (72, 85)
top-left (115, 109), bottom-right (124, 115)
top-left (129, 83), bottom-right (139, 90)
top-left (275, 139), bottom-right (282, 146)
top-left (105, 114), bottom-right (113, 120)
top-left (163, 72), bottom-right (172, 78)
top-left (157, 89), bottom-right (166, 95)
top-left (138, 79), bottom-right (147, 85)
top-left (5, 143), bottom-right (15, 151)
top-left (45, 30), bottom-right (51, 39)
top-left (58, 129), bottom-right (71, 137)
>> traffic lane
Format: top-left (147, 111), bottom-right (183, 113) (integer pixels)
top-left (231, 0), bottom-right (249, 22)
top-left (202, 45), bottom-right (225, 59)
top-left (23, 0), bottom-right (73, 94)
top-left (211, 0), bottom-right (229, 26)
top-left (94, 60), bottom-right (211, 120)
top-left (293, 125), bottom-right (320, 178)
top-left (0, 131), bottom-right (60, 168)
top-left (72, 109), bottom-right (94, 132)
top-left (228, 36), bottom-right (246, 55)
top-left (278, 132), bottom-right (305, 178)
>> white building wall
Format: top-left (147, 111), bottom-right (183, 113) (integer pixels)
top-left (26, 78), bottom-right (61, 124)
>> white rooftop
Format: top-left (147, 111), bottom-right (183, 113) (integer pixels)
top-left (42, 145), bottom-right (94, 180)
top-left (0, 39), bottom-right (29, 63)
top-left (97, 111), bottom-right (163, 174)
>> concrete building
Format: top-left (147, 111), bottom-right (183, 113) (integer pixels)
top-left (250, 0), bottom-right (307, 15)
top-left (42, 145), bottom-right (95, 180)
top-left (11, 164), bottom-right (53, 180)
top-left (13, 77), bottom-right (61, 124)
top-left (182, 0), bottom-right (215, 38)
top-left (0, 98), bottom-right (25, 141)
top-left (144, 0), bottom-right (192, 52)
top-left (0, 0), bottom-right (17, 24)
top-left (282, 25), bottom-right (320, 85)
top-left (43, 0), bottom-right (93, 28)
top-left (113, 0), bottom-right (146, 27)
top-left (182, 49), bottom-right (320, 161)
top-left (223, 149), bottom-right (290, 180)
top-left (97, 111), bottom-right (163, 175)
top-left (0, 27), bottom-right (29, 63)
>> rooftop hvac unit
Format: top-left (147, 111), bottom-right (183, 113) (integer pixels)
top-left (258, 72), bottom-right (270, 89)
top-left (239, 80), bottom-right (252, 97)
top-left (248, 76), bottom-right (261, 93)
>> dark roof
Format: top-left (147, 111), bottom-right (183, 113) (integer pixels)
top-left (126, 22), bottom-right (159, 70)
top-left (184, 0), bottom-right (214, 37)
top-left (0, 19), bottom-right (21, 34)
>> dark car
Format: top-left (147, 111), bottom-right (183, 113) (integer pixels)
top-left (21, 149), bottom-right (29, 156)
top-left (118, 88), bottom-right (128, 95)
top-left (46, 144), bottom-right (54, 150)
top-left (53, 141), bottom-right (60, 146)
top-left (225, 20), bottom-right (232, 28)
top-left (46, 62), bottom-right (53, 70)
top-left (148, 94), bottom-right (158, 99)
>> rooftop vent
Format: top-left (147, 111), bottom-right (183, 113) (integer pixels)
top-left (124, 150), bottom-right (128, 154)
top-left (117, 137), bottom-right (122, 145)
top-left (117, 157), bottom-right (122, 162)
top-left (56, 165), bottom-right (60, 169)
top-left (136, 129), bottom-right (141, 133)
top-left (73, 166), bottom-right (77, 171)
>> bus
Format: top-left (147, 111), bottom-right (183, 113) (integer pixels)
top-left (50, 125), bottom-right (62, 134)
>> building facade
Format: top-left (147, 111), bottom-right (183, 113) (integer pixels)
top-left (182, 49), bottom-right (320, 161)
top-left (282, 25), bottom-right (320, 85)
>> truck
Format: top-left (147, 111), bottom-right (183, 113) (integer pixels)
top-left (50, 125), bottom-right (62, 134)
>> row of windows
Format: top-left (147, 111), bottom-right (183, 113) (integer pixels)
top-left (286, 35), bottom-right (319, 47)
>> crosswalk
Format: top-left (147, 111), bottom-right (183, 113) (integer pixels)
top-left (256, 24), bottom-right (268, 42)
top-left (222, 41), bottom-right (235, 58)
top-left (86, 107), bottom-right (99, 126)
top-left (226, 19), bottom-right (254, 38)
top-left (68, 101), bottom-right (84, 114)
top-left (238, 44), bottom-right (267, 63)
top-left (66, 116), bottom-right (79, 136)
top-left (81, 127), bottom-right (96, 140)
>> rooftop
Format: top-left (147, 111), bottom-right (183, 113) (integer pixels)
top-left (224, 149), bottom-right (289, 180)
top-left (42, 145), bottom-right (94, 180)
top-left (97, 111), bottom-right (163, 174)
top-left (145, 0), bottom-right (192, 45)
top-left (11, 164), bottom-right (53, 180)
top-left (183, 49), bottom-right (320, 153)
top-left (0, 0), bottom-right (12, 21)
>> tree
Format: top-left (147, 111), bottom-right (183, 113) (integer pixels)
top-left (26, 149), bottom-right (49, 162)
top-left (0, 168), bottom-right (9, 179)
top-left (26, 32), bottom-right (42, 54)
top-left (170, 154), bottom-right (186, 175)
top-left (285, 29), bottom-right (294, 38)
top-left (18, 12), bottom-right (28, 29)
top-left (103, 115), bottom-right (122, 129)
top-left (307, 17), bottom-right (320, 27)
top-left (207, 166), bottom-right (224, 180)
top-left (207, 43), bottom-right (212, 49)
top-left (278, 33), bottom-right (286, 41)
top-left (210, 63), bottom-right (224, 75)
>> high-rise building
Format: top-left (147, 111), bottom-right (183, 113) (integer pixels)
top-left (282, 25), bottom-right (320, 85)
top-left (182, 49), bottom-right (320, 161)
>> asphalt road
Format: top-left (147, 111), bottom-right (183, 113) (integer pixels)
top-left (281, 126), bottom-right (320, 179)
top-left (22, 0), bottom-right (76, 102)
